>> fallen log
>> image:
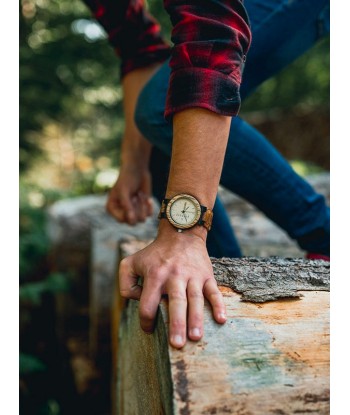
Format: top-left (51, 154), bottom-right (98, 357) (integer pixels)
top-left (113, 241), bottom-right (330, 415)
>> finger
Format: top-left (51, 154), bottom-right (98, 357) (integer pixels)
top-left (106, 196), bottom-right (126, 223)
top-left (146, 197), bottom-right (153, 217)
top-left (187, 280), bottom-right (204, 341)
top-left (140, 177), bottom-right (153, 217)
top-left (167, 280), bottom-right (188, 349)
top-left (203, 278), bottom-right (227, 324)
top-left (131, 195), bottom-right (144, 223)
top-left (119, 257), bottom-right (142, 300)
top-left (139, 191), bottom-right (153, 218)
top-left (139, 279), bottom-right (162, 334)
top-left (120, 194), bottom-right (137, 225)
top-left (137, 192), bottom-right (149, 222)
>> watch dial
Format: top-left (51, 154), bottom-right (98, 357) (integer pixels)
top-left (169, 197), bottom-right (199, 226)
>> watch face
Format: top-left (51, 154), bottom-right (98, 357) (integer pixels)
top-left (166, 194), bottom-right (202, 229)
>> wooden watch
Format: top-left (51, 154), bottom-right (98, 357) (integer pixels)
top-left (158, 194), bottom-right (213, 232)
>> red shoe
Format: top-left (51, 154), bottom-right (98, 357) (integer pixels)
top-left (306, 253), bottom-right (330, 262)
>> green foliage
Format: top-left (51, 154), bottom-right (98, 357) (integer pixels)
top-left (19, 182), bottom-right (55, 281)
top-left (20, 0), bottom-right (123, 172)
top-left (20, 273), bottom-right (70, 306)
top-left (19, 208), bottom-right (49, 280)
top-left (148, 0), bottom-right (172, 41)
top-left (20, 353), bottom-right (47, 375)
top-left (19, 182), bottom-right (72, 414)
top-left (290, 159), bottom-right (324, 177)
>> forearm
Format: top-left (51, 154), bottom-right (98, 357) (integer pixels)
top-left (160, 108), bottom-right (231, 240)
top-left (121, 64), bottom-right (161, 166)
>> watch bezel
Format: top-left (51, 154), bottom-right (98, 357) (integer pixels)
top-left (166, 194), bottom-right (202, 229)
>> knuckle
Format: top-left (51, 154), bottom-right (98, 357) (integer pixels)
top-left (139, 306), bottom-right (155, 322)
top-left (188, 290), bottom-right (203, 300)
top-left (169, 289), bottom-right (187, 301)
top-left (208, 291), bottom-right (222, 303)
top-left (190, 314), bottom-right (203, 326)
top-left (148, 266), bottom-right (166, 282)
top-left (170, 264), bottom-right (183, 276)
top-left (119, 258), bottom-right (130, 272)
top-left (170, 319), bottom-right (186, 330)
top-left (147, 266), bottom-right (161, 279)
top-left (119, 289), bottom-right (131, 299)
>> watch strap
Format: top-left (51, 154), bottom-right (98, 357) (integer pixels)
top-left (198, 208), bottom-right (213, 231)
top-left (158, 199), bottom-right (170, 219)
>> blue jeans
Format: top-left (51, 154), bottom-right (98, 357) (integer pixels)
top-left (136, 0), bottom-right (330, 257)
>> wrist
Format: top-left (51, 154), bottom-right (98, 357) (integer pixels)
top-left (120, 135), bottom-right (152, 169)
top-left (157, 216), bottom-right (208, 244)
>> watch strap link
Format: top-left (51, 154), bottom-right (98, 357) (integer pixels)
top-left (158, 199), bottom-right (170, 219)
top-left (198, 207), bottom-right (213, 231)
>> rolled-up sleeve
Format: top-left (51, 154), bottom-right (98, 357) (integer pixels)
top-left (83, 0), bottom-right (171, 77)
top-left (163, 0), bottom-right (251, 120)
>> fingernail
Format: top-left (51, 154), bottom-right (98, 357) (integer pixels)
top-left (171, 335), bottom-right (183, 347)
top-left (190, 328), bottom-right (201, 338)
top-left (218, 313), bottom-right (227, 321)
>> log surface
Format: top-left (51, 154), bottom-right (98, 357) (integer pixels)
top-left (115, 243), bottom-right (330, 415)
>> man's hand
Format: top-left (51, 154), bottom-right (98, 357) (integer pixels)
top-left (106, 152), bottom-right (153, 225)
top-left (119, 221), bottom-right (227, 348)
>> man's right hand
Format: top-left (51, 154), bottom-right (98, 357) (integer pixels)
top-left (119, 220), bottom-right (227, 348)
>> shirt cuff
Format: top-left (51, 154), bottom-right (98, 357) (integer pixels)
top-left (164, 67), bottom-right (241, 121)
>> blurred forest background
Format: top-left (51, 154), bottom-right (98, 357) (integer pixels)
top-left (19, 0), bottom-right (329, 414)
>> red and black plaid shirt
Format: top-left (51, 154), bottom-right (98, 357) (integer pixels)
top-left (83, 0), bottom-right (251, 119)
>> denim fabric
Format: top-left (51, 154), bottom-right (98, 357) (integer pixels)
top-left (138, 0), bottom-right (330, 257)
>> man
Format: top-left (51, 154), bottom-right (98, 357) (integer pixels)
top-left (83, 0), bottom-right (330, 348)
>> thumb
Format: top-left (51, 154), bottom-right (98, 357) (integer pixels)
top-left (119, 257), bottom-right (142, 300)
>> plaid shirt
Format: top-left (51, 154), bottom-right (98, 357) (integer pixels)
top-left (83, 0), bottom-right (251, 119)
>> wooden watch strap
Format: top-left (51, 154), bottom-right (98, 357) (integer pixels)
top-left (200, 208), bottom-right (213, 231)
top-left (158, 199), bottom-right (169, 219)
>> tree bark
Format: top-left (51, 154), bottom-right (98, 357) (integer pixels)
top-left (212, 256), bottom-right (330, 302)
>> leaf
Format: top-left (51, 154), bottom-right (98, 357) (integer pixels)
top-left (19, 273), bottom-right (71, 305)
top-left (19, 281), bottom-right (47, 305)
top-left (19, 353), bottom-right (47, 375)
top-left (46, 273), bottom-right (71, 293)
